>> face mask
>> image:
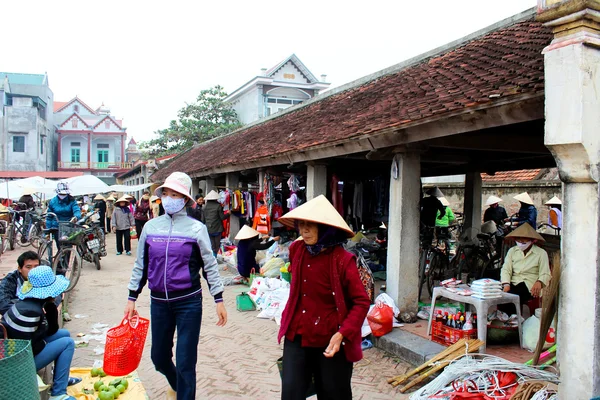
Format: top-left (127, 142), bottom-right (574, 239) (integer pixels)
top-left (515, 240), bottom-right (532, 251)
top-left (57, 194), bottom-right (67, 200)
top-left (162, 196), bottom-right (186, 215)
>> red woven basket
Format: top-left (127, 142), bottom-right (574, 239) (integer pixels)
top-left (103, 313), bottom-right (149, 376)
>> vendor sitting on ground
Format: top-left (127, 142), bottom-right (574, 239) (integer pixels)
top-left (0, 250), bottom-right (40, 315)
top-left (235, 225), bottom-right (279, 279)
top-left (1, 266), bottom-right (79, 400)
top-left (499, 223), bottom-right (551, 315)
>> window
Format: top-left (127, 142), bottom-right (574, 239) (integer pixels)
top-left (97, 150), bottom-right (109, 168)
top-left (97, 144), bottom-right (109, 149)
top-left (40, 137), bottom-right (44, 154)
top-left (74, 105), bottom-right (79, 113)
top-left (71, 148), bottom-right (80, 162)
top-left (13, 136), bottom-right (25, 152)
top-left (71, 142), bottom-right (81, 147)
top-left (72, 118), bottom-right (78, 128)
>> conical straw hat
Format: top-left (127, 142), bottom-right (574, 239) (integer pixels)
top-left (506, 223), bottom-right (545, 242)
top-left (485, 195), bottom-right (503, 206)
top-left (514, 192), bottom-right (534, 205)
top-left (205, 190), bottom-right (219, 201)
top-left (106, 196), bottom-right (115, 201)
top-left (115, 196), bottom-right (130, 205)
top-left (545, 196), bottom-right (562, 205)
top-left (425, 186), bottom-right (444, 198)
top-left (22, 187), bottom-right (37, 196)
top-left (278, 195), bottom-right (354, 237)
top-left (439, 197), bottom-right (450, 207)
top-left (235, 225), bottom-right (260, 240)
top-left (94, 194), bottom-right (105, 201)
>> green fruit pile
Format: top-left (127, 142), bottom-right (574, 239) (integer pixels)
top-left (90, 368), bottom-right (107, 377)
top-left (90, 375), bottom-right (129, 400)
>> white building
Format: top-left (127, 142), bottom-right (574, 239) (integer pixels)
top-left (225, 54), bottom-right (330, 125)
top-left (0, 72), bottom-right (55, 171)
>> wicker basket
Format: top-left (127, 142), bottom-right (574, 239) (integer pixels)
top-left (0, 325), bottom-right (39, 400)
top-left (58, 222), bottom-right (84, 245)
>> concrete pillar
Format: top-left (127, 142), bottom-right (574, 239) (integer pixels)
top-left (258, 169), bottom-right (265, 193)
top-left (306, 162), bottom-right (327, 200)
top-left (538, 2), bottom-right (600, 397)
top-left (387, 152), bottom-right (421, 313)
top-left (463, 171), bottom-right (482, 230)
top-left (191, 179), bottom-right (200, 198)
top-left (226, 173), bottom-right (240, 241)
top-left (198, 180), bottom-right (207, 197)
top-left (205, 178), bottom-right (215, 194)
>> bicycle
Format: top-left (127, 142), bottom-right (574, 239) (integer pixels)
top-left (37, 213), bottom-right (83, 293)
top-left (425, 224), bottom-right (461, 297)
top-left (0, 219), bottom-right (8, 261)
top-left (27, 211), bottom-right (45, 248)
top-left (4, 204), bottom-right (37, 250)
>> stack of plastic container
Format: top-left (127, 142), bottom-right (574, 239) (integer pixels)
top-left (470, 278), bottom-right (503, 299)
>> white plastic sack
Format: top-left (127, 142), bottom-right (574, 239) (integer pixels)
top-left (375, 293), bottom-right (400, 317)
top-left (261, 257), bottom-right (285, 278)
top-left (257, 288), bottom-right (290, 322)
top-left (522, 314), bottom-right (556, 352)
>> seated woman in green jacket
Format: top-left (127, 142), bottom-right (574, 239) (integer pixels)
top-left (435, 197), bottom-right (455, 250)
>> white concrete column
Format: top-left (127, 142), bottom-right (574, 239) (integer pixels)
top-left (538, 2), bottom-right (600, 397)
top-left (198, 180), bottom-right (207, 196)
top-left (387, 152), bottom-right (421, 313)
top-left (205, 178), bottom-right (215, 194)
top-left (463, 171), bottom-right (482, 230)
top-left (226, 173), bottom-right (240, 241)
top-left (306, 162), bottom-right (327, 200)
top-left (258, 169), bottom-right (265, 193)
top-left (191, 179), bottom-right (200, 198)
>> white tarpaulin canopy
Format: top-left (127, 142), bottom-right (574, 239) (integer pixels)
top-left (108, 183), bottom-right (153, 193)
top-left (0, 177), bottom-right (57, 200)
top-left (60, 175), bottom-right (110, 197)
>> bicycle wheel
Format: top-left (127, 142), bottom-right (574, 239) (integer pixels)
top-left (16, 226), bottom-right (31, 247)
top-left (52, 246), bottom-right (82, 292)
top-left (427, 251), bottom-right (449, 297)
top-left (418, 248), bottom-right (429, 301)
top-left (37, 239), bottom-right (51, 266)
top-left (464, 250), bottom-right (489, 284)
top-left (28, 223), bottom-right (42, 249)
top-left (7, 224), bottom-right (15, 251)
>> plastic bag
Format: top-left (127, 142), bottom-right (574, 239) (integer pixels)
top-left (261, 257), bottom-right (285, 278)
top-left (257, 288), bottom-right (290, 321)
top-left (367, 301), bottom-right (394, 337)
top-left (522, 314), bottom-right (556, 352)
top-left (375, 293), bottom-right (400, 318)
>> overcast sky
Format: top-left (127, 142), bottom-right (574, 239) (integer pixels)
top-left (3, 0), bottom-right (536, 143)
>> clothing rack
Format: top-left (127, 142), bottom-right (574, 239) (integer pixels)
top-left (215, 184), bottom-right (259, 190)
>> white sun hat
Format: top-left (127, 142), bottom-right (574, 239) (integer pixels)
top-left (485, 195), bottom-right (503, 206)
top-left (154, 172), bottom-right (194, 204)
top-left (235, 225), bottom-right (261, 241)
top-left (204, 190), bottom-right (219, 201)
top-left (514, 192), bottom-right (534, 205)
top-left (278, 195), bottom-right (354, 237)
top-left (545, 196), bottom-right (562, 205)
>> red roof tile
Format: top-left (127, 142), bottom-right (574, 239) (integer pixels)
top-left (482, 169), bottom-right (542, 182)
top-left (152, 17), bottom-right (552, 182)
top-left (53, 101), bottom-right (68, 112)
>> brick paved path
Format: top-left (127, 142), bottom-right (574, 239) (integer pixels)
top-left (1, 238), bottom-right (411, 399)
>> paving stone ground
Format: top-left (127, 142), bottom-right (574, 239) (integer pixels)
top-left (0, 237), bottom-right (411, 399)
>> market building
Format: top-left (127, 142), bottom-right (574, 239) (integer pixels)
top-left (54, 97), bottom-right (132, 184)
top-left (0, 72), bottom-right (55, 171)
top-left (152, 2), bottom-right (600, 397)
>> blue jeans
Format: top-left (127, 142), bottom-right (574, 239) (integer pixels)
top-left (151, 295), bottom-right (202, 400)
top-left (34, 329), bottom-right (74, 396)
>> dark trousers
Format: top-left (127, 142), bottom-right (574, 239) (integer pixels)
top-left (498, 282), bottom-right (532, 315)
top-left (209, 233), bottom-right (221, 255)
top-left (151, 295), bottom-right (202, 400)
top-left (115, 229), bottom-right (131, 253)
top-left (135, 219), bottom-right (147, 238)
top-left (282, 336), bottom-right (353, 400)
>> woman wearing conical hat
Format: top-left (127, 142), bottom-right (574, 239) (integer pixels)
top-left (510, 192), bottom-right (538, 229)
top-left (277, 195), bottom-right (370, 400)
top-left (483, 195), bottom-right (508, 228)
top-left (499, 223), bottom-right (551, 315)
top-left (234, 225), bottom-right (279, 279)
top-left (545, 196), bottom-right (562, 230)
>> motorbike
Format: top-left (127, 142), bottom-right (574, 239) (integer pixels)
top-left (76, 211), bottom-right (107, 270)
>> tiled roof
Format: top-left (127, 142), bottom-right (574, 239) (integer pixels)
top-left (53, 101), bottom-right (68, 112)
top-left (482, 169), bottom-right (542, 182)
top-left (152, 16), bottom-right (551, 182)
top-left (0, 171), bottom-right (85, 179)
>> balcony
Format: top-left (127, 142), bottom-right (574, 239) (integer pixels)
top-left (59, 162), bottom-right (134, 170)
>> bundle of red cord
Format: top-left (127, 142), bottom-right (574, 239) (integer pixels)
top-left (431, 371), bottom-right (518, 400)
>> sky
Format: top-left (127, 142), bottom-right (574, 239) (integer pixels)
top-left (2, 0), bottom-right (536, 143)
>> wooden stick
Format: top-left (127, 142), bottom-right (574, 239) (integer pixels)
top-left (387, 338), bottom-right (471, 384)
top-left (533, 253), bottom-right (560, 365)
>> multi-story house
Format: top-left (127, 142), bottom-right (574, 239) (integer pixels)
top-left (0, 72), bottom-right (55, 171)
top-left (224, 54), bottom-right (330, 125)
top-left (54, 97), bottom-right (132, 184)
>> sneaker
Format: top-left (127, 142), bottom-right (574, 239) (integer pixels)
top-left (126, 251), bottom-right (132, 256)
top-left (49, 395), bottom-right (76, 400)
top-left (116, 252), bottom-right (122, 256)
top-left (67, 377), bottom-right (82, 386)
top-left (361, 339), bottom-right (373, 350)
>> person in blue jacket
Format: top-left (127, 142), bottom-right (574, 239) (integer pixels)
top-left (511, 192), bottom-right (538, 229)
top-left (46, 183), bottom-right (81, 249)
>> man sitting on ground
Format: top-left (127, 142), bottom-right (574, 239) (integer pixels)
top-left (0, 250), bottom-right (40, 315)
top-left (499, 223), bottom-right (551, 315)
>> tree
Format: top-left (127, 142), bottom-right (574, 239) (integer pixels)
top-left (140, 85), bottom-right (242, 157)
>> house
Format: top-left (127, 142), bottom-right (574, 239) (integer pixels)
top-left (54, 97), bottom-right (132, 184)
top-left (224, 54), bottom-right (330, 125)
top-left (0, 72), bottom-right (55, 171)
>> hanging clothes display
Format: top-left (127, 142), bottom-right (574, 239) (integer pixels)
top-left (253, 202), bottom-right (271, 235)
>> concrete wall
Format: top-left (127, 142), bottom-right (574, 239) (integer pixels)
top-left (4, 105), bottom-right (46, 171)
top-left (231, 86), bottom-right (259, 125)
top-left (433, 181), bottom-right (562, 226)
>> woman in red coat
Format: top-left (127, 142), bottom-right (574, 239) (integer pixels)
top-left (277, 195), bottom-right (370, 400)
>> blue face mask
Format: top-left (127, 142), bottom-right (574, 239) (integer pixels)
top-left (161, 196), bottom-right (186, 215)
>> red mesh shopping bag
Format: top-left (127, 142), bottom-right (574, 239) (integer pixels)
top-left (367, 301), bottom-right (394, 337)
top-left (103, 312), bottom-right (149, 376)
